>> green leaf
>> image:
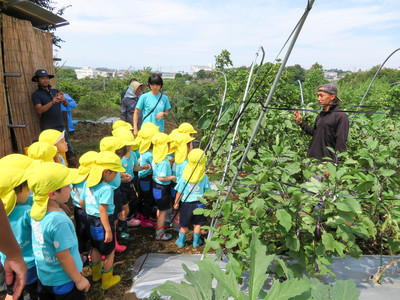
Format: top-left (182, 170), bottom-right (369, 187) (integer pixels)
top-left (182, 264), bottom-right (213, 299)
top-left (204, 189), bottom-right (218, 197)
top-left (379, 168), bottom-right (395, 177)
top-left (264, 279), bottom-right (310, 300)
top-left (285, 162), bottom-right (301, 175)
top-left (322, 233), bottom-right (335, 252)
top-left (331, 280), bottom-right (360, 300)
top-left (276, 209), bottom-right (292, 232)
top-left (197, 259), bottom-right (246, 300)
top-left (334, 198), bottom-right (361, 213)
top-left (249, 230), bottom-right (274, 300)
top-left (251, 198), bottom-right (265, 218)
top-left (286, 234), bottom-right (300, 251)
top-left (307, 277), bottom-right (330, 300)
top-left (155, 280), bottom-right (201, 300)
top-left (355, 181), bottom-right (374, 193)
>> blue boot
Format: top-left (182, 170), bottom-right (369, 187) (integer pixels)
top-left (176, 231), bottom-right (186, 248)
top-left (193, 233), bottom-right (203, 248)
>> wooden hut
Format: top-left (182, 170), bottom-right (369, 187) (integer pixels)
top-left (0, 0), bottom-right (68, 157)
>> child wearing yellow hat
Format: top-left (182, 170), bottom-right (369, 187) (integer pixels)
top-left (0, 166), bottom-right (38, 299)
top-left (136, 125), bottom-right (159, 228)
top-left (83, 151), bottom-right (125, 290)
top-left (173, 149), bottom-right (210, 248)
top-left (27, 162), bottom-right (90, 298)
top-left (38, 129), bottom-right (69, 166)
top-left (151, 133), bottom-right (176, 240)
top-left (112, 129), bottom-right (151, 235)
top-left (71, 151), bottom-right (99, 264)
top-left (177, 122), bottom-right (197, 137)
top-left (99, 136), bottom-right (131, 251)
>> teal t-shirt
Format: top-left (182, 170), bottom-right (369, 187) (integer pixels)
top-left (26, 192), bottom-right (34, 206)
top-left (121, 151), bottom-right (138, 178)
top-left (109, 172), bottom-right (121, 190)
top-left (175, 175), bottom-right (211, 202)
top-left (84, 182), bottom-right (115, 217)
top-left (0, 205), bottom-right (35, 268)
top-left (71, 181), bottom-right (85, 208)
top-left (59, 154), bottom-right (66, 166)
top-left (139, 151), bottom-right (153, 178)
top-left (31, 211), bottom-right (82, 286)
top-left (175, 160), bottom-right (188, 184)
top-left (152, 158), bottom-right (172, 185)
top-left (136, 92), bottom-right (171, 132)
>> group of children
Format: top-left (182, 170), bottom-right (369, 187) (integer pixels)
top-left (0, 119), bottom-right (211, 299)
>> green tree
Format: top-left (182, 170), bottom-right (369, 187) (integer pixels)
top-left (175, 73), bottom-right (183, 79)
top-left (55, 68), bottom-right (77, 80)
top-left (286, 64), bottom-right (306, 84)
top-left (196, 69), bottom-right (207, 79)
top-left (215, 49), bottom-right (233, 70)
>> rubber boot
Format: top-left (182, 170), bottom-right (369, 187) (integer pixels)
top-left (114, 232), bottom-right (126, 253)
top-left (193, 232), bottom-right (203, 248)
top-left (155, 226), bottom-right (172, 241)
top-left (90, 262), bottom-right (102, 282)
top-left (101, 266), bottom-right (121, 290)
top-left (175, 231), bottom-right (186, 248)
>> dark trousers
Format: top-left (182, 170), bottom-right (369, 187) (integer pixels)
top-left (139, 175), bottom-right (154, 218)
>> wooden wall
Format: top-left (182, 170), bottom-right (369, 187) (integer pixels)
top-left (1, 14), bottom-right (55, 157)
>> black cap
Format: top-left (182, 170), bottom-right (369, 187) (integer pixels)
top-left (32, 69), bottom-right (54, 82)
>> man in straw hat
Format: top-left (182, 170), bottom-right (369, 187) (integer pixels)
top-left (31, 69), bottom-right (78, 167)
top-left (120, 79), bottom-right (146, 128)
top-left (293, 84), bottom-right (349, 164)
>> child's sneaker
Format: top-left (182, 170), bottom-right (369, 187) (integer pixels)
top-left (155, 226), bottom-right (172, 241)
top-left (141, 217), bottom-right (155, 228)
top-left (127, 218), bottom-right (141, 227)
top-left (119, 230), bottom-right (135, 241)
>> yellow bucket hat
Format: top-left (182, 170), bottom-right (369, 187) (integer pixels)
top-left (141, 122), bottom-right (160, 132)
top-left (152, 133), bottom-right (171, 164)
top-left (0, 167), bottom-right (27, 215)
top-left (27, 162), bottom-right (80, 221)
top-left (112, 120), bottom-right (133, 131)
top-left (178, 123), bottom-right (197, 135)
top-left (182, 149), bottom-right (207, 183)
top-left (99, 136), bottom-right (126, 152)
top-left (27, 141), bottom-right (57, 163)
top-left (0, 153), bottom-right (37, 170)
top-left (112, 128), bottom-right (139, 150)
top-left (139, 126), bottom-right (159, 154)
top-left (168, 129), bottom-right (180, 154)
top-left (86, 151), bottom-right (126, 188)
top-left (174, 133), bottom-right (195, 165)
top-left (38, 129), bottom-right (65, 145)
top-left (75, 151), bottom-right (99, 183)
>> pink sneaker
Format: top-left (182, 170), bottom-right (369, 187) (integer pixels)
top-left (141, 217), bottom-right (154, 228)
top-left (127, 218), bottom-right (141, 227)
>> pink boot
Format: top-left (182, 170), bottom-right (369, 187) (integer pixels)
top-left (114, 232), bottom-right (126, 253)
top-left (138, 213), bottom-right (154, 228)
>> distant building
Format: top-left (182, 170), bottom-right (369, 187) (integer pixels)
top-left (324, 71), bottom-right (338, 81)
top-left (192, 64), bottom-right (213, 73)
top-left (75, 66), bottom-right (107, 79)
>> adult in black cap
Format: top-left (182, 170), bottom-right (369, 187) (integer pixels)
top-left (31, 69), bottom-right (77, 165)
top-left (293, 84), bottom-right (349, 164)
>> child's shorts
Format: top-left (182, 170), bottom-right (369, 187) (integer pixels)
top-left (179, 201), bottom-right (207, 228)
top-left (87, 214), bottom-right (115, 256)
top-left (170, 182), bottom-right (177, 199)
top-left (120, 181), bottom-right (138, 206)
top-left (113, 187), bottom-right (123, 219)
top-left (152, 182), bottom-right (170, 211)
top-left (38, 280), bottom-right (85, 300)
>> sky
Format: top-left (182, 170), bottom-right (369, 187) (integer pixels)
top-left (53, 0), bottom-right (400, 73)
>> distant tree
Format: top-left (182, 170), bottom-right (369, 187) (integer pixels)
top-left (310, 62), bottom-right (323, 72)
top-left (55, 68), bottom-right (77, 80)
top-left (196, 69), bottom-right (207, 79)
top-left (286, 64), bottom-right (306, 84)
top-left (175, 73), bottom-right (183, 79)
top-left (182, 73), bottom-right (193, 81)
top-left (215, 49), bottom-right (233, 70)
